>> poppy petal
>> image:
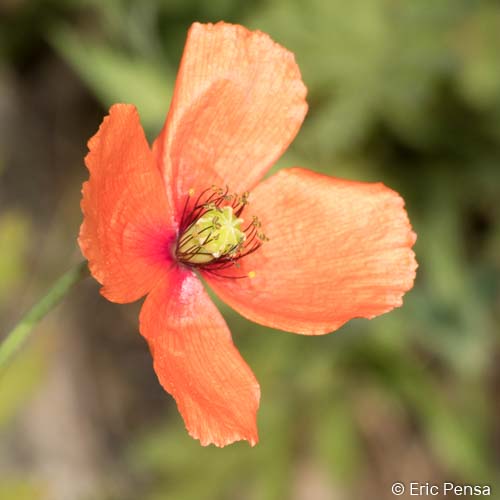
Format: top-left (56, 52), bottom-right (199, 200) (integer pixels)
top-left (79, 104), bottom-right (174, 303)
top-left (140, 267), bottom-right (260, 447)
top-left (155, 22), bottom-right (308, 214)
top-left (204, 168), bottom-right (417, 335)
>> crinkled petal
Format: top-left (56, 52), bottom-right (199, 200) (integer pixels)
top-left (204, 168), bottom-right (417, 335)
top-left (140, 267), bottom-right (260, 447)
top-left (79, 104), bottom-right (174, 303)
top-left (155, 22), bottom-right (308, 215)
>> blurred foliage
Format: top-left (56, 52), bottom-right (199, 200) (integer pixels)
top-left (0, 212), bottom-right (30, 301)
top-left (0, 479), bottom-right (43, 500)
top-left (0, 212), bottom-right (47, 499)
top-left (0, 320), bottom-right (47, 500)
top-left (1, 0), bottom-right (500, 499)
top-left (51, 25), bottom-right (173, 133)
top-left (0, 339), bottom-right (46, 431)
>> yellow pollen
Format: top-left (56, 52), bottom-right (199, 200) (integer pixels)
top-left (248, 271), bottom-right (256, 279)
top-left (188, 188), bottom-right (195, 196)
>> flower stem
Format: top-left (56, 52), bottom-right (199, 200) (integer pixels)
top-left (0, 261), bottom-right (89, 369)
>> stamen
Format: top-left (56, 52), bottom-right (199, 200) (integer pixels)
top-left (175, 186), bottom-right (267, 277)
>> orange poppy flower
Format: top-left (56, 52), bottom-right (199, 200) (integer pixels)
top-left (78, 22), bottom-right (417, 447)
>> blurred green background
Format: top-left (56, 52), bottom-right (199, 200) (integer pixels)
top-left (1, 0), bottom-right (499, 499)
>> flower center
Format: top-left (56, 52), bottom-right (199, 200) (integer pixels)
top-left (175, 186), bottom-right (267, 277)
top-left (177, 205), bottom-right (245, 264)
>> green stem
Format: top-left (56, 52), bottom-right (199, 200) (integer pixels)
top-left (0, 261), bottom-right (89, 369)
